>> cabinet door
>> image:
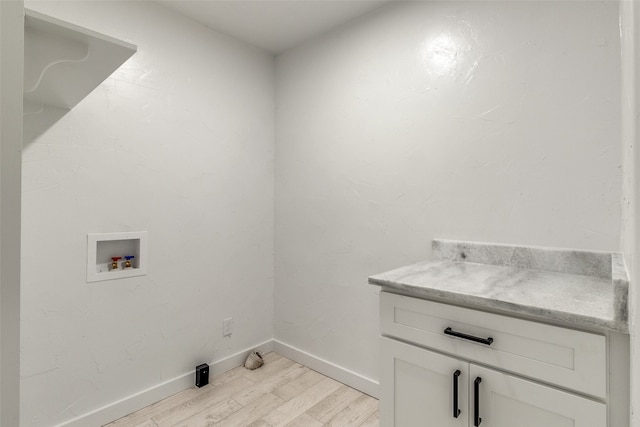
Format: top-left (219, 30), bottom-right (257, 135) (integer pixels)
top-left (381, 337), bottom-right (468, 427)
top-left (470, 365), bottom-right (607, 427)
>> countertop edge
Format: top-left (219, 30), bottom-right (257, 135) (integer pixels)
top-left (369, 277), bottom-right (629, 334)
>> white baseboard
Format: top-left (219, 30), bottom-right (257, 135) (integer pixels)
top-left (272, 339), bottom-right (379, 399)
top-left (54, 340), bottom-right (274, 427)
top-left (53, 339), bottom-right (378, 426)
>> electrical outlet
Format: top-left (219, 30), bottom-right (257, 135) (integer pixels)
top-left (223, 317), bottom-right (233, 337)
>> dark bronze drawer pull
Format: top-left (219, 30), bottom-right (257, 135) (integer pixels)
top-left (444, 327), bottom-right (494, 346)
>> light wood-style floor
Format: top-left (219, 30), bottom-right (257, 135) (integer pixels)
top-left (104, 352), bottom-right (379, 427)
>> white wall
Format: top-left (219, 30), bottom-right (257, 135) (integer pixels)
top-left (275, 1), bottom-right (621, 386)
top-left (21, 2), bottom-right (274, 426)
top-left (621, 0), bottom-right (636, 299)
top-left (621, 1), bottom-right (639, 425)
top-left (0, 0), bottom-right (23, 425)
top-left (17, 1), bottom-right (626, 424)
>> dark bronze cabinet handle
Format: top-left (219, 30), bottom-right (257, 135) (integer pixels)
top-left (474, 377), bottom-right (482, 426)
top-left (444, 327), bottom-right (494, 346)
top-left (452, 370), bottom-right (461, 418)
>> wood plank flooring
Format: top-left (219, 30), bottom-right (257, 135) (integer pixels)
top-left (104, 352), bottom-right (379, 427)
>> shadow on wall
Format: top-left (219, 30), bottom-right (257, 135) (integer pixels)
top-left (23, 103), bottom-right (68, 145)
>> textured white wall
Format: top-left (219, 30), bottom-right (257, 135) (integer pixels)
top-left (1, 1), bottom-right (23, 425)
top-left (621, 1), bottom-right (639, 425)
top-left (275, 1), bottom-right (621, 385)
top-left (21, 2), bottom-right (274, 425)
top-left (621, 0), bottom-right (636, 293)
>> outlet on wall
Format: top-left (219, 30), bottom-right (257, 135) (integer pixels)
top-left (223, 317), bottom-right (233, 337)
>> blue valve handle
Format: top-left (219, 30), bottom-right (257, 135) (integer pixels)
top-left (124, 256), bottom-right (135, 260)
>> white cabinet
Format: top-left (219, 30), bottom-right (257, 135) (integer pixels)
top-left (380, 292), bottom-right (612, 427)
top-left (382, 338), bottom-right (606, 427)
top-left (471, 364), bottom-right (606, 427)
top-left (381, 337), bottom-right (468, 426)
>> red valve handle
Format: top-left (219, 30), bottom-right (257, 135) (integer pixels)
top-left (111, 257), bottom-right (122, 261)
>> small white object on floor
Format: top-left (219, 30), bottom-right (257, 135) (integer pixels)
top-left (244, 351), bottom-right (264, 370)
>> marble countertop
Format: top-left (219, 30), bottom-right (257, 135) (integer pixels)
top-left (369, 240), bottom-right (629, 333)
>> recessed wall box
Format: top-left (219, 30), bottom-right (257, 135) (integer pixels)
top-left (87, 231), bottom-right (148, 282)
top-left (195, 363), bottom-right (209, 388)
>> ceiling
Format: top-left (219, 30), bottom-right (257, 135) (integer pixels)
top-left (159, 0), bottom-right (394, 55)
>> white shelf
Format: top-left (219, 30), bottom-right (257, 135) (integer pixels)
top-left (23, 8), bottom-right (136, 117)
top-left (87, 231), bottom-right (148, 283)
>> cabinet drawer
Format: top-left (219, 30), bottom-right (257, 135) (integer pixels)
top-left (380, 292), bottom-right (607, 398)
